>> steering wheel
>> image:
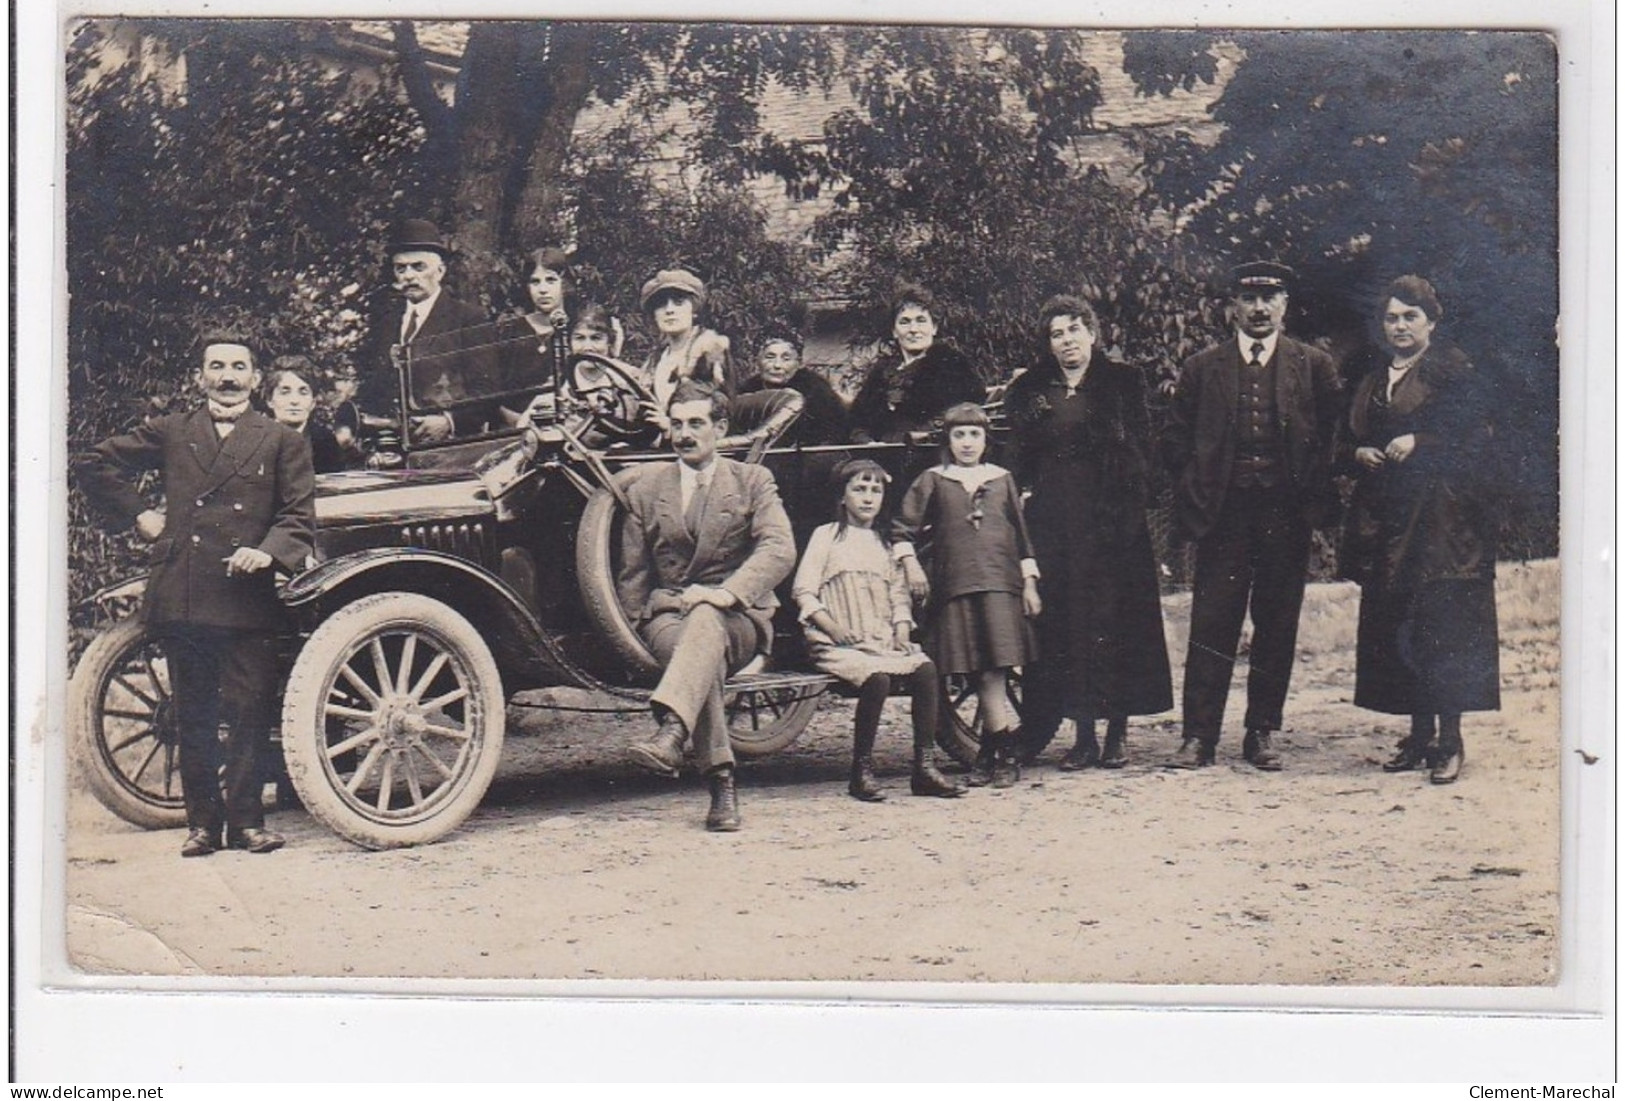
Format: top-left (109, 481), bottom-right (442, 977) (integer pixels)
top-left (567, 353), bottom-right (655, 443)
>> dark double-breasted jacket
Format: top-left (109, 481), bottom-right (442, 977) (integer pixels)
top-left (76, 407), bottom-right (317, 631)
top-left (1161, 334), bottom-right (1343, 540)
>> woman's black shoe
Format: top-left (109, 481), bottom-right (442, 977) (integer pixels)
top-left (1058, 741), bottom-right (1100, 771)
top-left (965, 741), bottom-right (997, 787)
top-left (1382, 738), bottom-right (1433, 773)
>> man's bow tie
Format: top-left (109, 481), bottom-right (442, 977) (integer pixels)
top-left (207, 400), bottom-right (251, 423)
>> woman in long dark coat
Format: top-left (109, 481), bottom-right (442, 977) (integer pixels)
top-left (1006, 295), bottom-right (1173, 768)
top-left (1341, 275), bottom-right (1500, 784)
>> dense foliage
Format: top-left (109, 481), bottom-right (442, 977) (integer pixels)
top-left (1123, 29), bottom-right (1559, 556)
top-left (66, 21), bottom-right (1560, 622)
top-left (66, 21), bottom-right (434, 610)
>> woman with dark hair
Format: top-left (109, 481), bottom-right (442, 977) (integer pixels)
top-left (1005, 294), bottom-right (1172, 769)
top-left (495, 246), bottom-right (574, 427)
top-left (1341, 275), bottom-right (1500, 784)
top-left (639, 268), bottom-right (734, 432)
top-left (848, 285), bottom-right (985, 444)
top-left (263, 355), bottom-right (349, 474)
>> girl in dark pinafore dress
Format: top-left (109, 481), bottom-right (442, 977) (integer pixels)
top-left (893, 403), bottom-right (1042, 787)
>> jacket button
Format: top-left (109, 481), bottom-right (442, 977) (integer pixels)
top-left (233, 503), bottom-right (243, 511)
top-left (190, 534), bottom-right (201, 544)
top-left (195, 499), bottom-right (204, 507)
top-left (230, 537), bottom-right (241, 547)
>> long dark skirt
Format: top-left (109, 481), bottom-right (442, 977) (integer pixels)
top-left (1023, 524), bottom-right (1173, 726)
top-left (1355, 577), bottom-right (1501, 715)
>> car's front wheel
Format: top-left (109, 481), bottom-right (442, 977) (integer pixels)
top-left (281, 593), bottom-right (505, 849)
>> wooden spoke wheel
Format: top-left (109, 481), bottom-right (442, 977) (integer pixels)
top-left (281, 593), bottom-right (505, 849)
top-left (69, 617), bottom-right (187, 829)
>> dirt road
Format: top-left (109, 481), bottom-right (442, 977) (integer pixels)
top-left (63, 563), bottom-right (1562, 987)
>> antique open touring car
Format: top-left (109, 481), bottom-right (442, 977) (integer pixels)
top-left (68, 325), bottom-right (1003, 849)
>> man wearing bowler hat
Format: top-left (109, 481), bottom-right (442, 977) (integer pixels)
top-left (358, 217), bottom-right (495, 443)
top-left (1162, 261), bottom-right (1343, 770)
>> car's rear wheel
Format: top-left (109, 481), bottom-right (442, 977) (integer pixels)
top-left (576, 487), bottom-right (822, 756)
top-left (937, 670), bottom-right (1023, 768)
top-left (68, 617), bottom-right (188, 829)
top-left (281, 593), bottom-right (504, 849)
top-left (724, 674), bottom-right (826, 759)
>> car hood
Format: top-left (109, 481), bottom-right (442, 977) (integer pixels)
top-left (314, 468), bottom-right (492, 526)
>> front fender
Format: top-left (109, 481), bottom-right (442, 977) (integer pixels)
top-left (77, 574), bottom-right (149, 612)
top-left (282, 548), bottom-right (572, 691)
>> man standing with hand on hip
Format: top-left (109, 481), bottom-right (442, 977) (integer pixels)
top-left (1162, 261), bottom-right (1343, 771)
top-left (76, 329), bottom-right (316, 856)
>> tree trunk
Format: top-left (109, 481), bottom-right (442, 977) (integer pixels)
top-left (511, 23), bottom-right (599, 250)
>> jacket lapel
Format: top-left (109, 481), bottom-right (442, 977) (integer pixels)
top-left (1388, 350), bottom-right (1434, 415)
top-left (654, 463), bottom-right (694, 566)
top-left (183, 408), bottom-right (222, 476)
top-left (201, 412), bottom-right (271, 496)
top-left (1274, 338), bottom-right (1300, 427)
top-left (1218, 342), bottom-right (1242, 423)
top-left (417, 295), bottom-right (450, 340)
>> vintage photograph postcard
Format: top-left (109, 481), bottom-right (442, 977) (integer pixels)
top-left (15, 0), bottom-right (1613, 1082)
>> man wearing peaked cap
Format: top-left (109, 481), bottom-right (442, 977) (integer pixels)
top-left (1230, 259), bottom-right (1295, 292)
top-left (1160, 259), bottom-right (1344, 772)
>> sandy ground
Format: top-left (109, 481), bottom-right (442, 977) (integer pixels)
top-left (62, 562), bottom-right (1562, 986)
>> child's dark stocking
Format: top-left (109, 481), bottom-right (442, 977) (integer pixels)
top-left (850, 673), bottom-right (890, 801)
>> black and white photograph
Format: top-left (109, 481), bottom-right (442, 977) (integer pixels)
top-left (14, 0), bottom-right (1614, 1082)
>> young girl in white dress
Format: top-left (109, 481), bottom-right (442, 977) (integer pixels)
top-left (792, 459), bottom-right (965, 801)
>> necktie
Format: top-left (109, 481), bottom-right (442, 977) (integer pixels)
top-left (402, 308), bottom-right (420, 345)
top-left (1248, 342), bottom-right (1265, 366)
top-left (685, 473), bottom-right (710, 535)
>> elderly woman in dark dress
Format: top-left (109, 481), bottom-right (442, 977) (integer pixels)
top-left (1005, 295), bottom-right (1173, 768)
top-left (1341, 275), bottom-right (1500, 784)
top-left (848, 284), bottom-right (985, 444)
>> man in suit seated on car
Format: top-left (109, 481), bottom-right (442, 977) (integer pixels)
top-left (618, 379), bottom-right (797, 832)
